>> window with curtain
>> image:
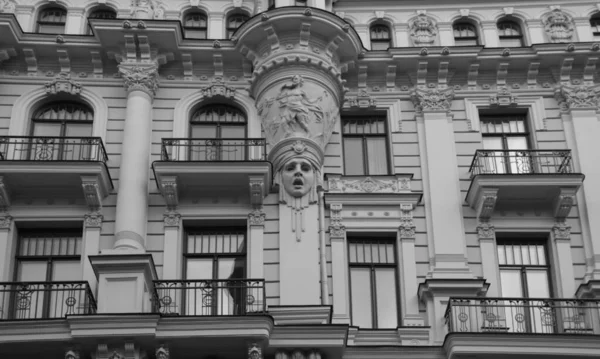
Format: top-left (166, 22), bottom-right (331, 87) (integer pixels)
top-left (12, 230), bottom-right (82, 319)
top-left (497, 239), bottom-right (554, 333)
top-left (28, 102), bottom-right (94, 161)
top-left (189, 104), bottom-right (247, 161)
top-left (348, 238), bottom-right (399, 329)
top-left (453, 22), bottom-right (479, 46)
top-left (370, 24), bottom-right (392, 50)
top-left (497, 20), bottom-right (524, 47)
top-left (342, 114), bottom-right (389, 175)
top-left (184, 228), bottom-right (247, 315)
top-left (183, 12), bottom-right (208, 39)
top-left (480, 114), bottom-right (531, 174)
top-left (37, 7), bottom-right (68, 34)
top-left (86, 7), bottom-right (117, 35)
top-left (227, 13), bottom-right (249, 39)
top-left (590, 14), bottom-right (600, 40)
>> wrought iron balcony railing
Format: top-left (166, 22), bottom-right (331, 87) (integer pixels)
top-left (0, 136), bottom-right (109, 162)
top-left (153, 279), bottom-right (266, 316)
top-left (469, 150), bottom-right (573, 177)
top-left (161, 138), bottom-right (267, 162)
top-left (446, 297), bottom-right (600, 335)
top-left (0, 281), bottom-right (97, 320)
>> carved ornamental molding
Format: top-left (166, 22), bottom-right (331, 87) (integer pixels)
top-left (409, 13), bottom-right (437, 47)
top-left (96, 344), bottom-right (142, 359)
top-left (163, 211), bottom-right (181, 227)
top-left (0, 0), bottom-right (16, 13)
top-left (542, 9), bottom-right (574, 43)
top-left (201, 83), bottom-right (236, 99)
top-left (475, 188), bottom-right (498, 220)
top-left (84, 212), bottom-right (103, 228)
top-left (411, 88), bottom-right (454, 113)
top-left (552, 220), bottom-right (571, 240)
top-left (0, 213), bottom-right (12, 229)
top-left (399, 203), bottom-right (416, 239)
top-left (345, 89), bottom-right (377, 109)
top-left (248, 209), bottom-right (266, 227)
top-left (118, 62), bottom-right (159, 97)
top-left (156, 346), bottom-right (169, 359)
top-left (553, 188), bottom-right (577, 221)
top-left (248, 343), bottom-right (263, 359)
top-left (276, 349), bottom-right (321, 359)
top-left (65, 350), bottom-right (80, 359)
top-left (159, 177), bottom-right (179, 211)
top-left (130, 0), bottom-right (165, 19)
top-left (476, 221), bottom-right (495, 239)
top-left (555, 85), bottom-right (600, 111)
top-left (490, 87), bottom-right (517, 107)
top-left (81, 177), bottom-right (103, 213)
top-left (329, 202), bottom-right (345, 238)
top-left (327, 175), bottom-right (411, 194)
top-left (45, 72), bottom-right (82, 95)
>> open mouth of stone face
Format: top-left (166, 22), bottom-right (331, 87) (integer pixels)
top-left (293, 178), bottom-right (304, 186)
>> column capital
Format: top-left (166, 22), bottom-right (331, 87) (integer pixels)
top-left (476, 221), bottom-right (495, 239)
top-left (248, 208), bottom-right (266, 227)
top-left (0, 213), bottom-right (12, 230)
top-left (553, 220), bottom-right (571, 240)
top-left (411, 88), bottom-right (454, 113)
top-left (118, 62), bottom-right (159, 98)
top-left (84, 212), bottom-right (103, 228)
top-left (163, 211), bottom-right (181, 227)
top-left (555, 84), bottom-right (600, 113)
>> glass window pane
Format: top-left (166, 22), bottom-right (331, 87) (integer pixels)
top-left (500, 269), bottom-right (523, 297)
top-left (191, 125), bottom-right (217, 138)
top-left (367, 137), bottom-right (388, 175)
top-left (52, 261), bottom-right (81, 281)
top-left (344, 138), bottom-right (365, 175)
top-left (526, 270), bottom-right (550, 298)
top-left (537, 246), bottom-right (546, 265)
top-left (497, 245), bottom-right (506, 265)
top-left (349, 243), bottom-right (357, 263)
top-left (375, 268), bottom-right (398, 328)
top-left (64, 124), bottom-right (93, 137)
top-left (350, 268), bottom-right (373, 328)
top-left (186, 258), bottom-right (213, 280)
top-left (17, 261), bottom-right (48, 282)
top-left (33, 123), bottom-right (62, 137)
top-left (521, 245), bottom-right (530, 265)
top-left (506, 136), bottom-right (528, 150)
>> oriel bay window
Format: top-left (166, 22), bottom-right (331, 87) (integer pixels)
top-left (349, 238), bottom-right (399, 328)
top-left (342, 114), bottom-right (389, 176)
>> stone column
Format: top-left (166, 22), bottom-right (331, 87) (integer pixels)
top-left (412, 88), bottom-right (473, 279)
top-left (555, 85), bottom-right (600, 281)
top-left (329, 203), bottom-right (350, 323)
top-left (481, 21), bottom-right (499, 48)
top-left (112, 62), bottom-right (158, 252)
top-left (162, 211), bottom-right (182, 279)
top-left (0, 214), bottom-right (15, 282)
top-left (82, 213), bottom-right (103, 292)
top-left (248, 208), bottom-right (266, 279)
top-left (551, 221), bottom-right (575, 297)
top-left (477, 220), bottom-right (501, 296)
top-left (397, 203), bottom-right (423, 325)
top-left (235, 8), bottom-right (361, 305)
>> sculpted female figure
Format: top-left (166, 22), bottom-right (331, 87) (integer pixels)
top-left (276, 75), bottom-right (324, 137)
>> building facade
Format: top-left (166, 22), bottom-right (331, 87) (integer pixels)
top-left (0, 0), bottom-right (600, 358)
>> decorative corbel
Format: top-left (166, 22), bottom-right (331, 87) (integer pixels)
top-left (475, 188), bottom-right (498, 220)
top-left (553, 187), bottom-right (577, 221)
top-left (23, 48), bottom-right (38, 76)
top-left (386, 65), bottom-right (397, 91)
top-left (299, 22), bottom-right (311, 49)
top-left (213, 53), bottom-right (224, 78)
top-left (81, 176), bottom-right (102, 212)
top-left (560, 57), bottom-right (574, 84)
top-left (90, 50), bottom-right (104, 78)
top-left (417, 61), bottom-right (428, 88)
top-left (438, 62), bottom-right (449, 89)
top-left (496, 62), bottom-right (509, 87)
top-left (584, 57), bottom-right (598, 85)
top-left (182, 53), bottom-right (193, 80)
top-left (527, 61), bottom-right (540, 88)
top-left (358, 65), bottom-right (368, 89)
top-left (0, 176), bottom-right (10, 212)
top-left (399, 203), bottom-right (416, 239)
top-left (159, 176), bottom-right (179, 211)
top-left (155, 346), bottom-right (169, 359)
top-left (57, 49), bottom-right (70, 73)
top-left (249, 175), bottom-right (266, 207)
top-left (467, 63), bottom-right (479, 90)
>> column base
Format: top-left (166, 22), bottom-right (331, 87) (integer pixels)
top-left (268, 305), bottom-right (332, 325)
top-left (89, 253), bottom-right (157, 314)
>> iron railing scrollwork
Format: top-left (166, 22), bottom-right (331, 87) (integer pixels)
top-left (445, 297), bottom-right (600, 335)
top-left (161, 138), bottom-right (267, 162)
top-left (0, 136), bottom-right (109, 162)
top-left (0, 281), bottom-right (97, 320)
top-left (469, 150), bottom-right (573, 177)
top-left (153, 279), bottom-right (266, 316)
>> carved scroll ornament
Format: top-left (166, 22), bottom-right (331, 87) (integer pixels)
top-left (409, 14), bottom-right (437, 47)
top-left (555, 85), bottom-right (600, 110)
top-left (542, 9), bottom-right (574, 43)
top-left (411, 88), bottom-right (454, 112)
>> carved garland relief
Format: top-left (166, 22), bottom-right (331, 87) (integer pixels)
top-left (542, 9), bottom-right (574, 43)
top-left (409, 14), bottom-right (438, 47)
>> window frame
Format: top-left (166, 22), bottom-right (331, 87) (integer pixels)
top-left (453, 22), bottom-right (479, 46)
top-left (183, 11), bottom-right (208, 40)
top-left (369, 23), bottom-right (392, 51)
top-left (341, 113), bottom-right (391, 176)
top-left (226, 13), bottom-right (250, 39)
top-left (86, 7), bottom-right (117, 35)
top-left (37, 7), bottom-right (68, 34)
top-left (590, 14), bottom-right (600, 39)
top-left (31, 102), bottom-right (94, 137)
top-left (347, 237), bottom-right (400, 329)
top-left (497, 20), bottom-right (524, 47)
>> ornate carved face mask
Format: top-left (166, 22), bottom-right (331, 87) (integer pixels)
top-left (281, 158), bottom-right (315, 198)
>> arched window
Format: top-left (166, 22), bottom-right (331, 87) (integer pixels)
top-left (29, 102), bottom-right (94, 161)
top-left (184, 11), bottom-right (208, 39)
top-left (189, 104), bottom-right (248, 161)
top-left (453, 22), bottom-right (478, 46)
top-left (226, 13), bottom-right (249, 39)
top-left (370, 24), bottom-right (391, 50)
top-left (87, 7), bottom-right (117, 35)
top-left (590, 13), bottom-right (600, 40)
top-left (37, 7), bottom-right (68, 34)
top-left (497, 20), bottom-right (524, 47)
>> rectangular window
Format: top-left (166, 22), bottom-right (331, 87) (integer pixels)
top-left (183, 228), bottom-right (248, 315)
top-left (6, 230), bottom-right (82, 319)
top-left (480, 114), bottom-right (532, 174)
top-left (348, 238), bottom-right (399, 328)
top-left (342, 115), bottom-right (389, 176)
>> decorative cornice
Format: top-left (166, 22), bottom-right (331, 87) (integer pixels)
top-left (45, 72), bottom-right (81, 95)
top-left (327, 176), bottom-right (411, 194)
top-left (555, 84), bottom-right (600, 111)
top-left (248, 209), bottom-right (266, 227)
top-left (411, 88), bottom-right (454, 113)
top-left (476, 221), bottom-right (495, 239)
top-left (84, 212), bottom-right (103, 228)
top-left (163, 211), bottom-right (181, 227)
top-left (118, 62), bottom-right (159, 97)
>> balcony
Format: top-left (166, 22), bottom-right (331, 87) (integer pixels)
top-left (153, 279), bottom-right (266, 316)
top-left (444, 297), bottom-right (600, 358)
top-left (465, 150), bottom-right (584, 219)
top-left (153, 138), bottom-right (272, 207)
top-left (0, 136), bottom-right (112, 207)
top-left (0, 281), bottom-right (97, 320)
